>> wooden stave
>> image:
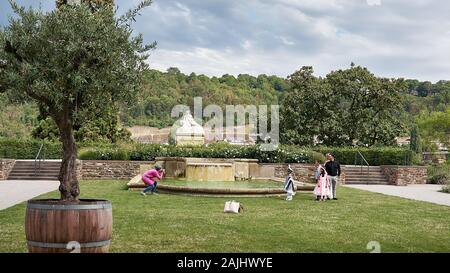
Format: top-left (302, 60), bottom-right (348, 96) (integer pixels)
top-left (25, 199), bottom-right (112, 253)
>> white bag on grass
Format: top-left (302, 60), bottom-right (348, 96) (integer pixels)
top-left (224, 201), bottom-right (243, 213)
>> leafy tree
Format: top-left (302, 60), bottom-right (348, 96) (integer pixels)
top-left (0, 0), bottom-right (154, 201)
top-left (56, 0), bottom-right (114, 11)
top-left (280, 66), bottom-right (333, 145)
top-left (119, 68), bottom-right (281, 128)
top-left (410, 125), bottom-right (422, 154)
top-left (33, 105), bottom-right (132, 143)
top-left (405, 79), bottom-right (420, 95)
top-left (281, 65), bottom-right (406, 146)
top-left (418, 107), bottom-right (450, 149)
top-left (417, 81), bottom-right (433, 97)
top-left (326, 67), bottom-right (405, 146)
top-left (32, 117), bottom-right (60, 141)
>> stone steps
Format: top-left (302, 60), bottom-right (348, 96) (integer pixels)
top-left (8, 160), bottom-right (60, 181)
top-left (343, 165), bottom-right (389, 185)
top-left (346, 175), bottom-right (387, 180)
top-left (8, 174), bottom-right (60, 180)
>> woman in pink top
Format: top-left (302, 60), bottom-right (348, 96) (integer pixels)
top-left (140, 164), bottom-right (165, 196)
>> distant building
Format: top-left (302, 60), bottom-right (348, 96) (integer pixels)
top-left (395, 136), bottom-right (448, 152)
top-left (204, 124), bottom-right (256, 145)
top-left (127, 126), bottom-right (170, 144)
top-left (396, 136), bottom-right (411, 147)
top-left (127, 123), bottom-right (256, 145)
top-left (394, 136), bottom-right (449, 164)
top-left (431, 141), bottom-right (449, 152)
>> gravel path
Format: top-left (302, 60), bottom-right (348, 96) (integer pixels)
top-left (344, 184), bottom-right (450, 206)
top-left (0, 180), bottom-right (59, 210)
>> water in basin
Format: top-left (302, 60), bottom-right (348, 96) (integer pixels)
top-left (160, 179), bottom-right (282, 189)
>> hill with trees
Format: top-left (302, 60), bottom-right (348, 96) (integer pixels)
top-left (0, 65), bottom-right (448, 149)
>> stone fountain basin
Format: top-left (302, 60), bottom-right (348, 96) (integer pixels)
top-left (127, 176), bottom-right (314, 196)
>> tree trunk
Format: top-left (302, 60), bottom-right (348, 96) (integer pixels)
top-left (53, 112), bottom-right (80, 202)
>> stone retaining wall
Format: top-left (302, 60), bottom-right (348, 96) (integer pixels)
top-left (381, 166), bottom-right (428, 186)
top-left (77, 160), bottom-right (155, 180)
top-left (0, 159), bottom-right (15, 180)
top-left (77, 159), bottom-right (315, 182)
top-left (73, 159), bottom-right (427, 186)
top-left (252, 163), bottom-right (319, 184)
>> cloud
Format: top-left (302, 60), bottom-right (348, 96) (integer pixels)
top-left (279, 36), bottom-right (295, 46)
top-left (1, 0), bottom-right (449, 82)
top-left (367, 0), bottom-right (382, 6)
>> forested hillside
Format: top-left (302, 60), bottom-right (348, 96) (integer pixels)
top-left (119, 68), bottom-right (288, 128)
top-left (0, 66), bottom-right (448, 148)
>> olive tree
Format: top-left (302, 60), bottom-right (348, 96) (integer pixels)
top-left (0, 0), bottom-right (155, 201)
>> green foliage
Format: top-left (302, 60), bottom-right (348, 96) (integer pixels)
top-left (427, 162), bottom-right (450, 185)
top-left (78, 143), bottom-right (414, 165)
top-left (1, 59), bottom-right (446, 148)
top-left (417, 106), bottom-right (450, 148)
top-left (281, 65), bottom-right (405, 147)
top-left (73, 105), bottom-right (132, 143)
top-left (119, 69), bottom-right (284, 128)
top-left (78, 142), bottom-right (311, 163)
top-left (31, 106), bottom-right (132, 143)
top-left (0, 137), bottom-right (138, 159)
top-left (0, 2), bottom-right (151, 112)
top-left (410, 152), bottom-right (424, 165)
top-left (311, 151), bottom-right (326, 163)
top-left (405, 79), bottom-right (450, 100)
top-left (401, 80), bottom-right (450, 147)
top-left (428, 161), bottom-right (450, 193)
top-left (428, 173), bottom-right (449, 185)
top-left (56, 0), bottom-right (115, 10)
top-left (313, 147), bottom-right (414, 166)
top-left (0, 1), bottom-right (153, 142)
top-left (280, 66), bottom-right (322, 145)
top-left (1, 137), bottom-right (416, 165)
top-left (0, 94), bottom-right (39, 138)
top-left (0, 137), bottom-right (63, 159)
top-left (442, 185), bottom-right (450, 194)
top-left (0, 1), bottom-right (153, 199)
top-left (0, 0), bottom-right (446, 149)
top-left (409, 125), bottom-right (422, 153)
top-left (31, 117), bottom-right (60, 141)
top-left (77, 148), bottom-right (98, 160)
top-left (417, 81), bottom-right (433, 97)
top-left (78, 146), bottom-right (129, 160)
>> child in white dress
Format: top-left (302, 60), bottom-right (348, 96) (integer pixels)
top-left (284, 165), bottom-right (296, 201)
top-left (314, 166), bottom-right (331, 201)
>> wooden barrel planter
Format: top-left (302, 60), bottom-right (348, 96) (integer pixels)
top-left (25, 199), bottom-right (112, 253)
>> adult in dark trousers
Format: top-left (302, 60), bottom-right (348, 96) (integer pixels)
top-left (325, 153), bottom-right (341, 200)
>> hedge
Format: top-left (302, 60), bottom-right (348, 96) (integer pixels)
top-left (0, 138), bottom-right (118, 159)
top-left (427, 162), bottom-right (450, 185)
top-left (71, 145), bottom-right (418, 165)
top-left (78, 142), bottom-right (311, 164)
top-left (1, 138), bottom-right (416, 165)
top-left (313, 147), bottom-right (415, 166)
top-left (0, 138), bottom-right (63, 159)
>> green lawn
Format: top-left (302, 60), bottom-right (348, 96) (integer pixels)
top-left (0, 180), bottom-right (449, 253)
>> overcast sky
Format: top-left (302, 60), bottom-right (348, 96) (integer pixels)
top-left (1, 0), bottom-right (450, 82)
